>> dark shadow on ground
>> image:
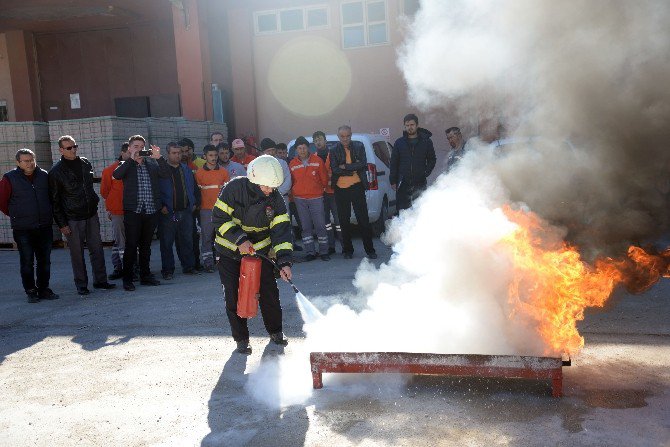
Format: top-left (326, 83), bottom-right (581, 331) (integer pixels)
top-left (202, 342), bottom-right (309, 447)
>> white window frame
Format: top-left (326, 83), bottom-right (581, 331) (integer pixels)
top-left (340, 0), bottom-right (389, 49)
top-left (254, 5), bottom-right (330, 35)
top-left (306, 5), bottom-right (330, 30)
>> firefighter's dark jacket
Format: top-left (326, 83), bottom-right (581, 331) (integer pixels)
top-left (390, 128), bottom-right (437, 187)
top-left (212, 177), bottom-right (293, 267)
top-left (48, 156), bottom-right (99, 228)
top-left (329, 141), bottom-right (369, 190)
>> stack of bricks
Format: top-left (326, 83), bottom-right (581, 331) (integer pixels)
top-left (0, 122), bottom-right (52, 245)
top-left (48, 116), bottom-right (149, 176)
top-left (48, 116), bottom-right (149, 243)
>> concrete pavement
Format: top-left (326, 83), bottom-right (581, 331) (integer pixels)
top-left (0, 239), bottom-right (668, 446)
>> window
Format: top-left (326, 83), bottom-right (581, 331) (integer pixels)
top-left (403, 0), bottom-right (420, 16)
top-left (280, 9), bottom-right (303, 31)
top-left (373, 141), bottom-right (391, 167)
top-left (341, 1), bottom-right (388, 48)
top-left (254, 6), bottom-right (329, 35)
top-left (307, 7), bottom-right (329, 28)
top-left (256, 12), bottom-right (277, 33)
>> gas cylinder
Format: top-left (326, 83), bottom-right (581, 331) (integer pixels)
top-left (237, 255), bottom-right (262, 318)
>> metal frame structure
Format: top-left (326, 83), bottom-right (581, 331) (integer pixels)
top-left (310, 352), bottom-right (564, 397)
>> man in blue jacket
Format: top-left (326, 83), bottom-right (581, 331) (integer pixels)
top-left (0, 149), bottom-right (58, 302)
top-left (158, 143), bottom-right (198, 280)
top-left (390, 113), bottom-right (437, 211)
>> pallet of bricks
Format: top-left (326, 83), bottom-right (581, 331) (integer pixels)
top-left (0, 122), bottom-right (55, 247)
top-left (48, 116), bottom-right (149, 244)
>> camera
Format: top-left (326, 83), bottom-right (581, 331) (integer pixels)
top-left (138, 147), bottom-right (152, 157)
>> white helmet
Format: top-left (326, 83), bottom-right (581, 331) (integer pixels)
top-left (247, 154), bottom-right (284, 188)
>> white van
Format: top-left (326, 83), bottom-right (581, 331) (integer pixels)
top-left (287, 133), bottom-right (396, 235)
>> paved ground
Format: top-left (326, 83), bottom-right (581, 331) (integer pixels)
top-left (0, 239), bottom-right (668, 446)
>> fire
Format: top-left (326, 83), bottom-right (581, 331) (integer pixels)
top-left (501, 206), bottom-right (670, 356)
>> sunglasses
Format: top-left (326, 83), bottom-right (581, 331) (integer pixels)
top-left (62, 144), bottom-right (78, 151)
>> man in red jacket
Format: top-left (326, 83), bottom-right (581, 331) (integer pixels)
top-left (289, 136), bottom-right (329, 261)
top-left (101, 143), bottom-right (130, 279)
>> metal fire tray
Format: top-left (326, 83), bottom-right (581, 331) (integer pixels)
top-left (310, 352), bottom-right (564, 397)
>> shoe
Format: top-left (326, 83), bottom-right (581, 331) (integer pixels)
top-left (183, 268), bottom-right (200, 275)
top-left (343, 252), bottom-right (353, 259)
top-left (162, 272), bottom-right (174, 280)
top-left (236, 340), bottom-right (252, 355)
top-left (320, 254), bottom-right (331, 261)
top-left (270, 332), bottom-right (289, 346)
top-left (367, 252), bottom-right (378, 260)
top-left (93, 282), bottom-right (116, 290)
top-left (304, 254), bottom-right (317, 262)
top-left (140, 276), bottom-right (160, 286)
top-left (123, 281), bottom-right (135, 291)
top-left (26, 288), bottom-right (39, 303)
top-left (328, 247), bottom-right (336, 255)
top-left (38, 288), bottom-right (59, 300)
top-left (77, 287), bottom-right (90, 296)
top-left (108, 269), bottom-right (123, 280)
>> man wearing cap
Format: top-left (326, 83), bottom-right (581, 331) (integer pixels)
top-left (290, 136), bottom-right (329, 261)
top-left (217, 143), bottom-right (246, 177)
top-left (212, 155), bottom-right (293, 354)
top-left (231, 138), bottom-right (256, 169)
top-left (259, 138), bottom-right (291, 201)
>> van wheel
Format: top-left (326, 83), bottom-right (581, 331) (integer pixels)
top-left (373, 197), bottom-right (389, 237)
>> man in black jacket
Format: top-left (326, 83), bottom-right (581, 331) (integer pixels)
top-left (390, 113), bottom-right (437, 211)
top-left (330, 125), bottom-right (377, 260)
top-left (49, 136), bottom-right (115, 295)
top-left (113, 135), bottom-right (171, 291)
top-left (0, 149), bottom-right (58, 302)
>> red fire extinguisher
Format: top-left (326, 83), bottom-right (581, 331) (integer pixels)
top-left (237, 254), bottom-right (262, 318)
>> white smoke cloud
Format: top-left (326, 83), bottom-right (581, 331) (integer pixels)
top-left (247, 0), bottom-right (670, 408)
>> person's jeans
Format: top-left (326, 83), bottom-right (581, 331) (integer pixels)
top-left (334, 182), bottom-right (375, 255)
top-left (295, 196), bottom-right (328, 255)
top-left (65, 215), bottom-right (108, 288)
top-left (123, 211), bottom-right (159, 281)
top-left (13, 225), bottom-right (53, 292)
top-left (158, 209), bottom-right (195, 274)
top-left (323, 192), bottom-right (341, 250)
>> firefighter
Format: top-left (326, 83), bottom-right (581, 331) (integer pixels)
top-left (212, 155), bottom-right (293, 354)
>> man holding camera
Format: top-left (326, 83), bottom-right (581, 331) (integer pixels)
top-left (113, 135), bottom-right (170, 291)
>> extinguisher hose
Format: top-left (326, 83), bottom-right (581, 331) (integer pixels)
top-left (248, 251), bottom-right (301, 295)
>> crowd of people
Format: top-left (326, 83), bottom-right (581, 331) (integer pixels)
top-left (0, 114), bottom-right (465, 352)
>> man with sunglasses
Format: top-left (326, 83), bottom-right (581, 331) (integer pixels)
top-left (49, 135), bottom-right (116, 295)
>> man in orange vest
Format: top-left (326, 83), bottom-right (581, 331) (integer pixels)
top-left (290, 136), bottom-right (329, 261)
top-left (100, 142), bottom-right (130, 279)
top-left (195, 145), bottom-right (230, 272)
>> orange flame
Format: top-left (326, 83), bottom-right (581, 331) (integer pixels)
top-left (501, 206), bottom-right (670, 356)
